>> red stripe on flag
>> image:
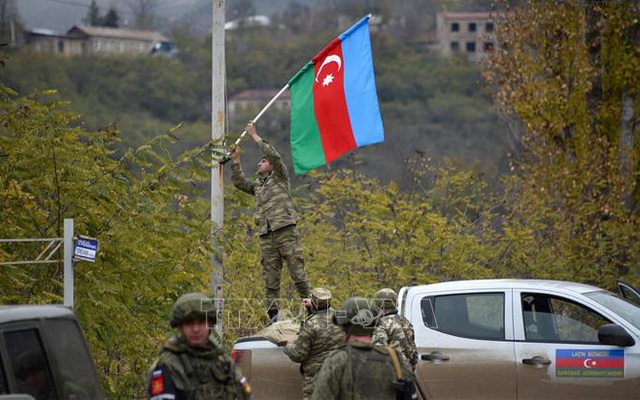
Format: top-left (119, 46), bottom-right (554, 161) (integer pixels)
top-left (312, 40), bottom-right (356, 163)
top-left (556, 358), bottom-right (624, 369)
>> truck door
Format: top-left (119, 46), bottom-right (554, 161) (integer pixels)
top-left (411, 290), bottom-right (516, 399)
top-left (0, 314), bottom-right (104, 399)
top-left (514, 290), bottom-right (640, 400)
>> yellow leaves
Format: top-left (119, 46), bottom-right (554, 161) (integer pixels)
top-left (176, 194), bottom-right (189, 210)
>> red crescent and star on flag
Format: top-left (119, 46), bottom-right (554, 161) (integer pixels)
top-left (315, 54), bottom-right (342, 87)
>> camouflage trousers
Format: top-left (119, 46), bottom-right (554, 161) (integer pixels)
top-left (301, 370), bottom-right (318, 400)
top-left (259, 224), bottom-right (311, 310)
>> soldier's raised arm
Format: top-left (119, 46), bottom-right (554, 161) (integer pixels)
top-left (247, 121), bottom-right (289, 182)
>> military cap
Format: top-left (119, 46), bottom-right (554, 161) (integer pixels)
top-left (170, 292), bottom-right (216, 328)
top-left (333, 297), bottom-right (378, 336)
top-left (311, 287), bottom-right (332, 310)
top-left (374, 288), bottom-right (398, 311)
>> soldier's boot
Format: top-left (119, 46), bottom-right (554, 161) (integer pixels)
top-left (267, 307), bottom-right (278, 326)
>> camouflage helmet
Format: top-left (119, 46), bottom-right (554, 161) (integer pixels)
top-left (333, 297), bottom-right (378, 336)
top-left (170, 292), bottom-right (216, 328)
top-left (310, 287), bottom-right (332, 310)
top-left (374, 288), bottom-right (398, 311)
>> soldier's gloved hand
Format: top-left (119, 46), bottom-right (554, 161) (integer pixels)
top-left (277, 340), bottom-right (288, 346)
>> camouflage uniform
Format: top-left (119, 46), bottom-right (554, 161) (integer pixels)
top-left (310, 297), bottom-right (415, 400)
top-left (146, 293), bottom-right (251, 400)
top-left (231, 139), bottom-right (311, 312)
top-left (147, 335), bottom-right (249, 400)
top-left (371, 288), bottom-right (419, 370)
top-left (310, 341), bottom-right (414, 400)
top-left (372, 312), bottom-right (419, 370)
top-left (284, 288), bottom-right (344, 399)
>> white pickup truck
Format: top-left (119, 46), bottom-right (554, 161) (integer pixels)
top-left (233, 279), bottom-right (640, 400)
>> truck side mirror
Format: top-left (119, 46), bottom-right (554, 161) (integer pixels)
top-left (598, 323), bottom-right (635, 347)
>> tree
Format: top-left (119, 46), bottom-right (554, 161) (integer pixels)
top-left (102, 7), bottom-right (120, 28)
top-left (227, 0), bottom-right (256, 26)
top-left (127, 0), bottom-right (158, 30)
top-left (0, 79), bottom-right (215, 397)
top-left (0, 0), bottom-right (20, 46)
top-left (83, 0), bottom-right (101, 26)
top-left (484, 1), bottom-right (640, 284)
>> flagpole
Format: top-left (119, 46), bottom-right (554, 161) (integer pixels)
top-left (221, 84), bottom-right (289, 162)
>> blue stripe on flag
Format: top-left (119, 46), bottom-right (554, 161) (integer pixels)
top-left (340, 16), bottom-right (384, 147)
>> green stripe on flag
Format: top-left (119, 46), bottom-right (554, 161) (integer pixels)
top-left (289, 62), bottom-right (325, 175)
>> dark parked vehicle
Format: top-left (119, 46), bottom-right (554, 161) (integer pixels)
top-left (0, 304), bottom-right (105, 400)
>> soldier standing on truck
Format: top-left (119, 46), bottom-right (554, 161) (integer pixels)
top-left (311, 297), bottom-right (416, 400)
top-left (146, 293), bottom-right (251, 400)
top-left (283, 288), bottom-right (344, 400)
top-left (371, 288), bottom-right (419, 370)
top-left (230, 121), bottom-right (312, 324)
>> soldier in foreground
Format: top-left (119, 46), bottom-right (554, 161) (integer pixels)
top-left (283, 288), bottom-right (344, 399)
top-left (371, 288), bottom-right (419, 370)
top-left (146, 293), bottom-right (251, 399)
top-left (311, 297), bottom-right (416, 400)
top-left (230, 121), bottom-right (311, 323)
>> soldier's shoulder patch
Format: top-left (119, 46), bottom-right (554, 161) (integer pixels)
top-left (151, 369), bottom-right (165, 395)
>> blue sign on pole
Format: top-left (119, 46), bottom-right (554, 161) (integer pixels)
top-left (74, 236), bottom-right (99, 262)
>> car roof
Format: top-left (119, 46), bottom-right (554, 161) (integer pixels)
top-left (0, 304), bottom-right (75, 324)
top-left (403, 279), bottom-right (604, 296)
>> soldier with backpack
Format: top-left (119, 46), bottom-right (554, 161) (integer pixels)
top-left (371, 288), bottom-right (419, 371)
top-left (310, 297), bottom-right (416, 400)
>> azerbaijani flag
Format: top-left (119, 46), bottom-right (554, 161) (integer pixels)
top-left (556, 349), bottom-right (625, 378)
top-left (288, 15), bottom-right (384, 175)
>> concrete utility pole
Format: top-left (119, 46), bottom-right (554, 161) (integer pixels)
top-left (210, 0), bottom-right (225, 339)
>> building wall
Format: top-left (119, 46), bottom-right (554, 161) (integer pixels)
top-left (24, 27), bottom-right (170, 57)
top-left (436, 12), bottom-right (496, 61)
top-left (24, 36), bottom-right (84, 56)
top-left (87, 37), bottom-right (152, 55)
top-left (227, 89), bottom-right (290, 116)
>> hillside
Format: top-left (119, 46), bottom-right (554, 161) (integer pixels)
top-left (1, 19), bottom-right (512, 188)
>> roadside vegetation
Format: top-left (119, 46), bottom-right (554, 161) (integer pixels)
top-left (1, 1), bottom-right (639, 397)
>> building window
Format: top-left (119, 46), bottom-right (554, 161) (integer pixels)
top-left (451, 41), bottom-right (460, 52)
top-left (466, 42), bottom-right (476, 52)
top-left (57, 40), bottom-right (64, 53)
top-left (483, 42), bottom-right (494, 51)
top-left (468, 22), bottom-right (477, 32)
top-left (486, 22), bottom-right (494, 32)
top-left (451, 22), bottom-right (459, 32)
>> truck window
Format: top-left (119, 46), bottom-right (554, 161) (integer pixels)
top-left (4, 329), bottom-right (56, 399)
top-left (521, 293), bottom-right (611, 343)
top-left (45, 319), bottom-right (101, 399)
top-left (421, 293), bottom-right (505, 340)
